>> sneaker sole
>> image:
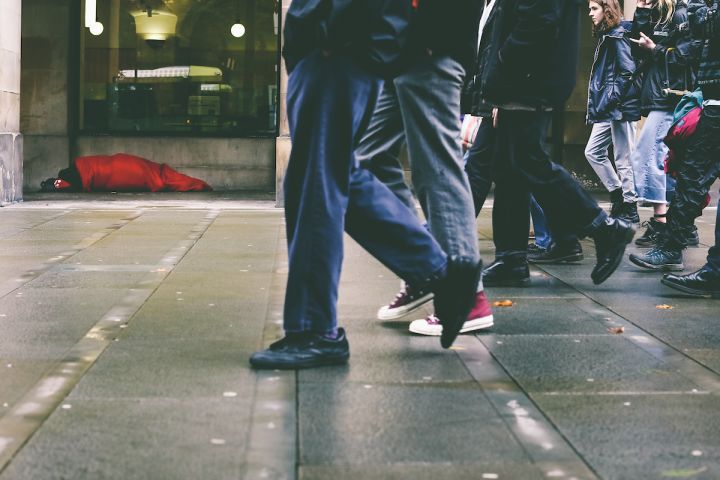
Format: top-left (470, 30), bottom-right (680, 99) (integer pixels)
top-left (628, 255), bottom-right (684, 272)
top-left (660, 277), bottom-right (720, 298)
top-left (249, 352), bottom-right (349, 370)
top-left (592, 226), bottom-right (636, 285)
top-left (529, 253), bottom-right (584, 264)
top-left (377, 293), bottom-right (434, 320)
top-left (409, 315), bottom-right (494, 336)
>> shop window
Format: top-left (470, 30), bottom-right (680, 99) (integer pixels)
top-left (80, 0), bottom-right (279, 136)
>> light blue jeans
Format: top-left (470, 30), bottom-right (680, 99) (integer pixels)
top-left (355, 54), bottom-right (480, 265)
top-left (585, 120), bottom-right (638, 202)
top-left (631, 110), bottom-right (675, 204)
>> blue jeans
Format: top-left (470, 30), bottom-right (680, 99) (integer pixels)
top-left (531, 195), bottom-right (552, 249)
top-left (355, 54), bottom-right (479, 265)
top-left (631, 110), bottom-right (674, 204)
top-left (283, 50), bottom-right (447, 334)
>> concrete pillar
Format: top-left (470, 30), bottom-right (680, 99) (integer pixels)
top-left (275, 0), bottom-right (292, 207)
top-left (0, 0), bottom-right (23, 205)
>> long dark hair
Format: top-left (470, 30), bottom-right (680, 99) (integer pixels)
top-left (591, 0), bottom-right (623, 36)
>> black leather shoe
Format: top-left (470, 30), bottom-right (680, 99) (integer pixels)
top-left (249, 329), bottom-right (349, 369)
top-left (591, 217), bottom-right (636, 285)
top-left (435, 257), bottom-right (483, 349)
top-left (482, 257), bottom-right (530, 287)
top-left (662, 267), bottom-right (720, 298)
top-left (528, 240), bottom-right (583, 264)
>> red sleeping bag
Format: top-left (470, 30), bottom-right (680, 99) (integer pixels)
top-left (74, 154), bottom-right (212, 192)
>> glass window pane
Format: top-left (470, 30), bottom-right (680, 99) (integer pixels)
top-left (81, 0), bottom-right (279, 136)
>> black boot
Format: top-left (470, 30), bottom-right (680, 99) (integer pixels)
top-left (662, 266), bottom-right (720, 298)
top-left (528, 239), bottom-right (583, 263)
top-left (609, 188), bottom-right (623, 218)
top-left (635, 216), bottom-right (665, 247)
top-left (685, 225), bottom-right (700, 247)
top-left (482, 256), bottom-right (530, 287)
top-left (590, 217), bottom-right (636, 284)
top-left (618, 202), bottom-right (640, 224)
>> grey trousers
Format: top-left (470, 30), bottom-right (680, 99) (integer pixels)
top-left (584, 120), bottom-right (638, 202)
top-left (355, 54), bottom-right (480, 265)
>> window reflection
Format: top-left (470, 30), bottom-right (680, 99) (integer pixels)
top-left (81, 0), bottom-right (279, 136)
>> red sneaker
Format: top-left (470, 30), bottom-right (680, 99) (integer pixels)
top-left (377, 282), bottom-right (433, 320)
top-left (409, 291), bottom-right (494, 336)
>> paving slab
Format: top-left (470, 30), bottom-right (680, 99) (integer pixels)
top-left (0, 199), bottom-right (717, 479)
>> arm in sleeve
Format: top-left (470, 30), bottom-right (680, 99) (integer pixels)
top-left (497, 0), bottom-right (563, 70)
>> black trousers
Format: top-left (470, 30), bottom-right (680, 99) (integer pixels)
top-left (666, 104), bottom-right (720, 249)
top-left (470, 109), bottom-right (605, 258)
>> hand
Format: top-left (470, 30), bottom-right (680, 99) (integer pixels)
top-left (492, 107), bottom-right (499, 128)
top-left (629, 32), bottom-right (656, 51)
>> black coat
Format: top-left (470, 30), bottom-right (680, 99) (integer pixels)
top-left (407, 0), bottom-right (483, 74)
top-left (282, 0), bottom-right (414, 77)
top-left (464, 0), bottom-right (583, 116)
top-left (630, 4), bottom-right (702, 115)
top-left (688, 0), bottom-right (720, 97)
top-left (587, 24), bottom-right (641, 123)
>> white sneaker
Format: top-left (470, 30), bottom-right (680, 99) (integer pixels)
top-left (409, 313), bottom-right (494, 336)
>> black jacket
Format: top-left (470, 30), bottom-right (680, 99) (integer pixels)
top-left (464, 0), bottom-right (583, 116)
top-left (688, 0), bottom-right (720, 98)
top-left (282, 0), bottom-right (413, 76)
top-left (630, 4), bottom-right (702, 115)
top-left (587, 23), bottom-right (641, 123)
top-left (406, 0), bottom-right (483, 73)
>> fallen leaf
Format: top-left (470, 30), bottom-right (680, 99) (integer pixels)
top-left (656, 304), bottom-right (674, 310)
top-left (493, 300), bottom-right (514, 307)
top-left (608, 326), bottom-right (625, 334)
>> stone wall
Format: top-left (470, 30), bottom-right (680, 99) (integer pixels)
top-left (0, 0), bottom-right (23, 205)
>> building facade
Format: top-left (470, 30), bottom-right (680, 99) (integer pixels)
top-left (1, 0), bottom-right (636, 205)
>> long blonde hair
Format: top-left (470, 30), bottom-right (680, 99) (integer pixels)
top-left (654, 0), bottom-right (677, 27)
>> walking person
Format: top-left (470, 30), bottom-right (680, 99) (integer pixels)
top-left (464, 0), bottom-right (636, 289)
top-left (632, 0), bottom-right (720, 294)
top-left (628, 0), bottom-right (701, 247)
top-left (249, 0), bottom-right (483, 369)
top-left (585, 0), bottom-right (641, 224)
top-left (357, 0), bottom-right (495, 337)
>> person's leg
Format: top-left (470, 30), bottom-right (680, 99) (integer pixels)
top-left (584, 121), bottom-right (621, 194)
top-left (611, 120), bottom-right (640, 223)
top-left (355, 82), bottom-right (416, 211)
top-left (498, 109), bottom-right (633, 284)
top-left (530, 195), bottom-right (552, 249)
top-left (464, 118), bottom-right (496, 217)
top-left (393, 55), bottom-right (479, 264)
top-left (393, 55), bottom-right (491, 336)
top-left (611, 120), bottom-right (638, 203)
top-left (631, 106), bottom-right (720, 272)
top-left (661, 193), bottom-right (720, 297)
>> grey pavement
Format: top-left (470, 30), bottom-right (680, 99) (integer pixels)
top-left (0, 192), bottom-right (719, 480)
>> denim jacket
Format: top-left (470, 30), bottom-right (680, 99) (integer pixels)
top-left (587, 24), bottom-right (641, 123)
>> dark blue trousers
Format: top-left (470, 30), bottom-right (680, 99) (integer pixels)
top-left (283, 51), bottom-right (447, 335)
